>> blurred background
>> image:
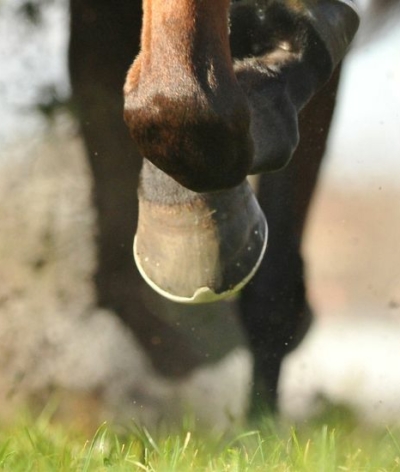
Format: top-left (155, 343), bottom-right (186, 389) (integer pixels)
top-left (0, 0), bottom-right (400, 429)
top-left (305, 17), bottom-right (400, 319)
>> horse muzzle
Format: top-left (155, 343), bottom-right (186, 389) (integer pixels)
top-left (134, 179), bottom-right (267, 304)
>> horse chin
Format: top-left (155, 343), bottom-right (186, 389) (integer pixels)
top-left (133, 180), bottom-right (268, 304)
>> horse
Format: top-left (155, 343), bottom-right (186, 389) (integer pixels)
top-left (69, 0), bottom-right (358, 415)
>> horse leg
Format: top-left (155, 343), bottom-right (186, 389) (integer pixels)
top-left (240, 68), bottom-right (341, 410)
top-left (68, 0), bottom-right (219, 378)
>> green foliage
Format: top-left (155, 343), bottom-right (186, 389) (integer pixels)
top-left (1, 412), bottom-right (400, 471)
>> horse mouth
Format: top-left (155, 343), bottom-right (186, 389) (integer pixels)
top-left (133, 179), bottom-right (268, 304)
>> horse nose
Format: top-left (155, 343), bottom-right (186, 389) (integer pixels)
top-left (133, 177), bottom-right (267, 304)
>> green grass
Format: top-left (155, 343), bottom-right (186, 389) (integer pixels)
top-left (1, 411), bottom-right (400, 471)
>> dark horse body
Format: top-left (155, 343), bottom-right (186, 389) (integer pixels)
top-left (69, 0), bottom-right (358, 412)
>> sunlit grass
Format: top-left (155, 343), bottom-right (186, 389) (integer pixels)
top-left (1, 408), bottom-right (400, 471)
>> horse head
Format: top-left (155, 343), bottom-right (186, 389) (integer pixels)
top-left (124, 0), bottom-right (359, 303)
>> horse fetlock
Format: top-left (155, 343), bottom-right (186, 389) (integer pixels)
top-left (124, 87), bottom-right (253, 192)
